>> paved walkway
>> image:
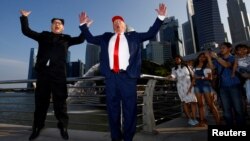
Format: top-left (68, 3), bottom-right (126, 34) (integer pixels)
top-left (0, 116), bottom-right (209, 141)
top-left (1, 102), bottom-right (250, 141)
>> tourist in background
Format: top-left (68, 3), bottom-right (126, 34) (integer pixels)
top-left (166, 55), bottom-right (198, 126)
top-left (207, 42), bottom-right (245, 126)
top-left (192, 52), bottom-right (220, 127)
top-left (231, 44), bottom-right (250, 116)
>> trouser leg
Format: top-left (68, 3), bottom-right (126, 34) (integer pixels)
top-left (51, 81), bottom-right (69, 128)
top-left (120, 76), bottom-right (137, 141)
top-left (105, 76), bottom-right (122, 140)
top-left (33, 79), bottom-right (51, 128)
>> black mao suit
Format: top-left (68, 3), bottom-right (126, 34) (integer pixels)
top-left (20, 16), bottom-right (85, 129)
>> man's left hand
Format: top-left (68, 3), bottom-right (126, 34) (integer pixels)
top-left (155, 3), bottom-right (167, 17)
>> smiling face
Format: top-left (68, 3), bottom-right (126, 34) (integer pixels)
top-left (113, 19), bottom-right (126, 34)
top-left (51, 19), bottom-right (64, 34)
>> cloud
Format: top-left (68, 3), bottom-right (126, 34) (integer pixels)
top-left (0, 58), bottom-right (28, 88)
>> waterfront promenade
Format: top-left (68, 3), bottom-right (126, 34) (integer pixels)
top-left (1, 76), bottom-right (249, 141)
top-left (0, 116), bottom-right (209, 141)
top-left (1, 102), bottom-right (250, 141)
top-left (2, 101), bottom-right (250, 141)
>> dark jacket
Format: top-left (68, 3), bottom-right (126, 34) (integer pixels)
top-left (80, 17), bottom-right (163, 78)
top-left (20, 16), bottom-right (85, 81)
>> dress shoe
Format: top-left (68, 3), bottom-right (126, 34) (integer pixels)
top-left (58, 127), bottom-right (69, 140)
top-left (29, 127), bottom-right (43, 140)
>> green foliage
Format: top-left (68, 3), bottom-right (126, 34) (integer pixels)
top-left (141, 60), bottom-right (174, 76)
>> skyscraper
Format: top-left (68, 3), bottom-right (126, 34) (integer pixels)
top-left (183, 22), bottom-right (193, 55)
top-left (227, 0), bottom-right (250, 44)
top-left (85, 43), bottom-right (100, 72)
top-left (27, 48), bottom-right (37, 88)
top-left (67, 60), bottom-right (84, 77)
top-left (193, 0), bottom-right (226, 51)
top-left (160, 16), bottom-right (183, 57)
top-left (146, 41), bottom-right (166, 65)
top-left (182, 0), bottom-right (197, 55)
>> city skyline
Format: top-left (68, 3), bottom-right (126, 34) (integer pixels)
top-left (0, 0), bottom-right (250, 82)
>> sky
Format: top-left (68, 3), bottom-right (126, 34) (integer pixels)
top-left (0, 0), bottom-right (250, 84)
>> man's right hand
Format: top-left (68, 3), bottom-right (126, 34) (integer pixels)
top-left (20, 9), bottom-right (31, 17)
top-left (209, 51), bottom-right (218, 59)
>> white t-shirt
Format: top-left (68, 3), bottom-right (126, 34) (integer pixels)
top-left (193, 68), bottom-right (211, 77)
top-left (237, 55), bottom-right (250, 73)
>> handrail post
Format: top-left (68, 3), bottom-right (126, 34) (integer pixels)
top-left (142, 79), bottom-right (157, 133)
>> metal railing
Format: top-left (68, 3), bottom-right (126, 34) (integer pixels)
top-left (0, 74), bottom-right (181, 133)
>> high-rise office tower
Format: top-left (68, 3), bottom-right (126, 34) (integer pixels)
top-left (67, 60), bottom-right (84, 77)
top-left (27, 48), bottom-right (37, 88)
top-left (66, 50), bottom-right (70, 63)
top-left (146, 41), bottom-right (165, 65)
top-left (182, 0), bottom-right (197, 55)
top-left (227, 0), bottom-right (250, 44)
top-left (160, 16), bottom-right (183, 58)
top-left (183, 22), bottom-right (194, 55)
top-left (85, 43), bottom-right (100, 72)
top-left (193, 0), bottom-right (226, 51)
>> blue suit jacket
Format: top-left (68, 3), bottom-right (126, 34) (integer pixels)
top-left (80, 17), bottom-right (163, 78)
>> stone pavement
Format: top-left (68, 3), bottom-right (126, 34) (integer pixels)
top-left (0, 116), bottom-right (209, 141)
top-left (2, 99), bottom-right (250, 141)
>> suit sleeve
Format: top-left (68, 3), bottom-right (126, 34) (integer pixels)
top-left (68, 32), bottom-right (85, 46)
top-left (79, 24), bottom-right (102, 46)
top-left (20, 16), bottom-right (40, 41)
top-left (138, 17), bottom-right (163, 42)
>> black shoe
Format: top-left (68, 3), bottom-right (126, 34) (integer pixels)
top-left (29, 127), bottom-right (43, 140)
top-left (58, 127), bottom-right (69, 140)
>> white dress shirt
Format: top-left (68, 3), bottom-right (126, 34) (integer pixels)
top-left (108, 33), bottom-right (130, 70)
top-left (80, 15), bottom-right (165, 71)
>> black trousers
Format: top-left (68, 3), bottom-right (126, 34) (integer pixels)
top-left (33, 77), bottom-right (68, 129)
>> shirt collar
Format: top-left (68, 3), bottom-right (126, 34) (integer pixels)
top-left (115, 32), bottom-right (124, 35)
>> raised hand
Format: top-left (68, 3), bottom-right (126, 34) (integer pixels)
top-left (209, 51), bottom-right (218, 59)
top-left (155, 3), bottom-right (167, 17)
top-left (204, 51), bottom-right (211, 59)
top-left (79, 11), bottom-right (93, 27)
top-left (20, 9), bottom-right (31, 17)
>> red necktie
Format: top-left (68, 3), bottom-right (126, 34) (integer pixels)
top-left (113, 34), bottom-right (120, 73)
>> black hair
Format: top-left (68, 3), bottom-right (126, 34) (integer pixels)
top-left (219, 42), bottom-right (232, 48)
top-left (173, 55), bottom-right (185, 70)
top-left (51, 18), bottom-right (64, 25)
top-left (193, 52), bottom-right (208, 69)
top-left (234, 43), bottom-right (249, 51)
